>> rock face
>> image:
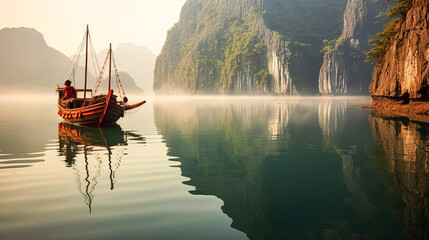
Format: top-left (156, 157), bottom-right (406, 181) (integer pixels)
top-left (369, 0), bottom-right (429, 99)
top-left (154, 0), bottom-right (346, 95)
top-left (319, 0), bottom-right (388, 95)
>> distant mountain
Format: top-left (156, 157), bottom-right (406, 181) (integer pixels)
top-left (101, 71), bottom-right (144, 95)
top-left (0, 27), bottom-right (71, 93)
top-left (0, 27), bottom-right (146, 95)
top-left (96, 43), bottom-right (156, 94)
top-left (114, 43), bottom-right (156, 94)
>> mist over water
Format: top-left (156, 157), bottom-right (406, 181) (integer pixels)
top-left (0, 96), bottom-right (427, 239)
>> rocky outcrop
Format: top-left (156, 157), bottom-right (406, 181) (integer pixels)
top-left (319, 0), bottom-right (388, 95)
top-left (154, 0), bottom-right (346, 95)
top-left (254, 18), bottom-right (297, 95)
top-left (361, 96), bottom-right (429, 122)
top-left (221, 0), bottom-right (297, 94)
top-left (154, 0), bottom-right (292, 94)
top-left (369, 0), bottom-right (429, 98)
top-left (366, 0), bottom-right (429, 121)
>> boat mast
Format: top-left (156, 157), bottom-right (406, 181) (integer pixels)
top-left (84, 25), bottom-right (89, 100)
top-left (108, 43), bottom-right (112, 91)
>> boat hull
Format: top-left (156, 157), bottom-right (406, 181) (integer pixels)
top-left (58, 90), bottom-right (124, 126)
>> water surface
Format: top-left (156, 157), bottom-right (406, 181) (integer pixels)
top-left (0, 96), bottom-right (428, 239)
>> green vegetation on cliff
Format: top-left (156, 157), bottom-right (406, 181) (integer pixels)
top-left (154, 0), bottom-right (267, 93)
top-left (219, 18), bottom-right (268, 91)
top-left (154, 0), bottom-right (347, 94)
top-left (366, 0), bottom-right (413, 62)
top-left (264, 0), bottom-right (346, 53)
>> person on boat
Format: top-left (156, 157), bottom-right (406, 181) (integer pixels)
top-left (63, 80), bottom-right (76, 99)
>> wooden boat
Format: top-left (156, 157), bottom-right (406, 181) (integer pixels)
top-left (56, 26), bottom-right (146, 126)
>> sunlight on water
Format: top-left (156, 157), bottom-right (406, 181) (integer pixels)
top-left (0, 96), bottom-right (427, 240)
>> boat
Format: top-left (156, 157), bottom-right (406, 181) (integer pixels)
top-left (56, 26), bottom-right (146, 126)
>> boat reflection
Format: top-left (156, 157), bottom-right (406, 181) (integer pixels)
top-left (58, 122), bottom-right (127, 166)
top-left (57, 122), bottom-right (144, 213)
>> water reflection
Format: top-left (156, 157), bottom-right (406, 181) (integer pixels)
top-left (58, 122), bottom-right (127, 166)
top-left (155, 99), bottom-right (278, 239)
top-left (154, 98), bottom-right (406, 239)
top-left (318, 101), bottom-right (408, 239)
top-left (318, 100), bottom-right (346, 141)
top-left (318, 100), bottom-right (364, 206)
top-left (57, 122), bottom-right (145, 213)
top-left (369, 112), bottom-right (429, 239)
top-left (0, 154), bottom-right (45, 169)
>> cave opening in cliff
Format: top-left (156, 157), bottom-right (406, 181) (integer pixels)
top-left (401, 92), bottom-right (410, 104)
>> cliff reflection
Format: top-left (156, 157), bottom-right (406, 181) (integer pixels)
top-left (57, 122), bottom-right (144, 213)
top-left (318, 100), bottom-right (346, 141)
top-left (317, 100), bottom-right (408, 239)
top-left (154, 99), bottom-right (405, 239)
top-left (318, 100), bottom-right (366, 204)
top-left (155, 99), bottom-right (291, 239)
top-left (369, 112), bottom-right (429, 240)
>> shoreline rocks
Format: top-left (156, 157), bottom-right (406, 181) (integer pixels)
top-left (366, 0), bottom-right (429, 122)
top-left (360, 96), bottom-right (429, 123)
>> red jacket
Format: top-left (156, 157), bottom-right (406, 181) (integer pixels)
top-left (64, 86), bottom-right (76, 99)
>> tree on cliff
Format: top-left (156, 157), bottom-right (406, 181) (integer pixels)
top-left (153, 0), bottom-right (346, 95)
top-left (366, 0), bottom-right (413, 63)
top-left (367, 0), bottom-right (429, 117)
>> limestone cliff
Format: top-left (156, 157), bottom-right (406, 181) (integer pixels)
top-left (154, 0), bottom-right (346, 95)
top-left (369, 0), bottom-right (429, 99)
top-left (363, 0), bottom-right (429, 120)
top-left (319, 0), bottom-right (388, 95)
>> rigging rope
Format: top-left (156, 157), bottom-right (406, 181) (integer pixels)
top-left (61, 32), bottom-right (86, 85)
top-left (71, 41), bottom-right (84, 84)
top-left (112, 54), bottom-right (127, 103)
top-left (88, 32), bottom-right (101, 85)
top-left (93, 50), bottom-right (110, 95)
top-left (80, 42), bottom-right (128, 102)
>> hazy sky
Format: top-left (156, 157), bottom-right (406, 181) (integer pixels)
top-left (0, 0), bottom-right (186, 56)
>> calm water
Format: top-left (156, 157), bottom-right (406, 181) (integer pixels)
top-left (0, 96), bottom-right (428, 240)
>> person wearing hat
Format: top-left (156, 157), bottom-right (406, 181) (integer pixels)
top-left (64, 79), bottom-right (76, 99)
